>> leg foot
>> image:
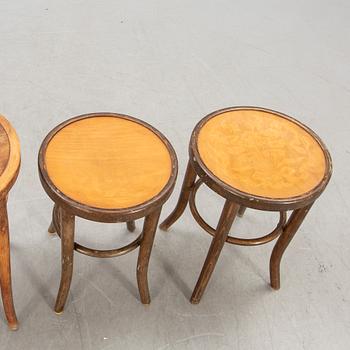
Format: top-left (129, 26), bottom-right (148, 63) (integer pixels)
top-left (0, 198), bottom-right (18, 330)
top-left (190, 200), bottom-right (239, 304)
top-left (8, 322), bottom-right (18, 331)
top-left (270, 204), bottom-right (313, 290)
top-left (137, 208), bottom-right (161, 304)
top-left (159, 161), bottom-right (196, 231)
top-left (54, 207), bottom-right (75, 313)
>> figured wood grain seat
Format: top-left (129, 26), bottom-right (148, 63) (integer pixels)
top-left (189, 107), bottom-right (332, 211)
top-left (0, 116), bottom-right (20, 196)
top-left (196, 109), bottom-right (327, 200)
top-left (0, 124), bottom-right (10, 177)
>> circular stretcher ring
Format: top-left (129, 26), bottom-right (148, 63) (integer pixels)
top-left (52, 205), bottom-right (142, 258)
top-left (189, 179), bottom-right (287, 246)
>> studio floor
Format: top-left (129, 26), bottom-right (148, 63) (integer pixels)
top-left (0, 1), bottom-right (349, 349)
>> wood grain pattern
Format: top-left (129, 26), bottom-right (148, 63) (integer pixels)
top-left (197, 110), bottom-right (326, 199)
top-left (45, 116), bottom-right (172, 209)
top-left (0, 125), bottom-right (10, 177)
top-left (0, 115), bottom-right (20, 195)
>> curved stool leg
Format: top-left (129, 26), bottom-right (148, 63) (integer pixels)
top-left (54, 207), bottom-right (75, 314)
top-left (238, 206), bottom-right (246, 218)
top-left (127, 221), bottom-right (136, 232)
top-left (48, 206), bottom-right (57, 234)
top-left (48, 221), bottom-right (56, 234)
top-left (191, 200), bottom-right (240, 304)
top-left (137, 207), bottom-right (161, 304)
top-left (0, 198), bottom-right (18, 330)
top-left (270, 203), bottom-right (313, 290)
top-left (159, 160), bottom-right (196, 231)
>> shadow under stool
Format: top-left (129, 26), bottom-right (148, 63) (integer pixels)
top-left (38, 113), bottom-right (177, 313)
top-left (160, 106), bottom-right (332, 304)
top-left (0, 115), bottom-right (20, 330)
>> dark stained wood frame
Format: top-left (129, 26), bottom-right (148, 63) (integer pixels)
top-left (0, 115), bottom-right (20, 331)
top-left (38, 112), bottom-right (178, 314)
top-left (160, 106), bottom-right (332, 304)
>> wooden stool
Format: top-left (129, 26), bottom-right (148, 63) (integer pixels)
top-left (160, 107), bottom-right (332, 304)
top-left (38, 113), bottom-right (177, 313)
top-left (0, 115), bottom-right (20, 330)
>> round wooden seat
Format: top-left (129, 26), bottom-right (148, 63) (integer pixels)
top-left (196, 109), bottom-right (326, 199)
top-left (39, 113), bottom-right (177, 221)
top-left (0, 115), bottom-right (20, 330)
top-left (191, 107), bottom-right (331, 210)
top-left (0, 116), bottom-right (20, 195)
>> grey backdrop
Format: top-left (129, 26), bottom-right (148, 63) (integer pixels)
top-left (0, 1), bottom-right (349, 349)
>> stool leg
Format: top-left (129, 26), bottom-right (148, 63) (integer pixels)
top-left (48, 205), bottom-right (57, 234)
top-left (191, 200), bottom-right (239, 304)
top-left (238, 206), bottom-right (246, 218)
top-left (48, 221), bottom-right (56, 234)
top-left (137, 207), bottom-right (161, 304)
top-left (127, 221), bottom-right (136, 232)
top-left (270, 204), bottom-right (313, 290)
top-left (0, 198), bottom-right (18, 330)
top-left (159, 160), bottom-right (196, 231)
top-left (54, 207), bottom-right (75, 314)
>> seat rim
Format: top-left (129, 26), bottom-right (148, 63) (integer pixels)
top-left (190, 106), bottom-right (332, 211)
top-left (0, 115), bottom-right (21, 196)
top-left (38, 112), bottom-right (178, 222)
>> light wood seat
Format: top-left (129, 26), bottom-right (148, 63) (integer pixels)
top-left (0, 116), bottom-right (20, 195)
top-left (44, 115), bottom-right (172, 209)
top-left (197, 109), bottom-right (326, 199)
top-left (0, 115), bottom-right (20, 330)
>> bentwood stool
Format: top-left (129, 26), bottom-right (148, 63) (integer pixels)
top-left (38, 113), bottom-right (177, 313)
top-left (160, 106), bottom-right (332, 304)
top-left (0, 115), bottom-right (20, 330)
